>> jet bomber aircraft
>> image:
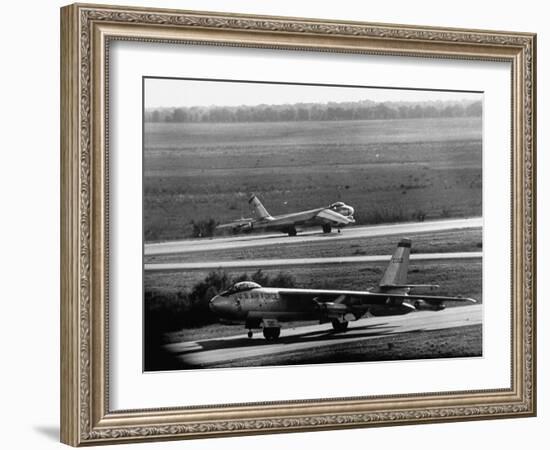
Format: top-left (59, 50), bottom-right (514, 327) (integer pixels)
top-left (217, 194), bottom-right (355, 236)
top-left (209, 239), bottom-right (476, 340)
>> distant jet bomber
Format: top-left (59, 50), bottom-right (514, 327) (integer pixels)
top-left (217, 194), bottom-right (355, 236)
top-left (209, 239), bottom-right (476, 340)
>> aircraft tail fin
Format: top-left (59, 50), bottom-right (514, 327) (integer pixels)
top-left (248, 194), bottom-right (272, 220)
top-left (378, 239), bottom-right (411, 288)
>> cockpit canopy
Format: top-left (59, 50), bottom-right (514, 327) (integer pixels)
top-left (329, 201), bottom-right (345, 208)
top-left (220, 281), bottom-right (261, 296)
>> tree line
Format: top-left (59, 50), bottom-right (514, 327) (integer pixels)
top-left (145, 99), bottom-right (482, 123)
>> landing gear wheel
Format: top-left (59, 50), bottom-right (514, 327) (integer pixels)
top-left (288, 228), bottom-right (297, 237)
top-left (263, 327), bottom-right (281, 340)
top-left (331, 320), bottom-right (349, 332)
top-left (247, 330), bottom-right (253, 338)
top-left (322, 224), bottom-right (332, 234)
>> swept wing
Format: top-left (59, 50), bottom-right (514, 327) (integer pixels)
top-left (277, 288), bottom-right (476, 306)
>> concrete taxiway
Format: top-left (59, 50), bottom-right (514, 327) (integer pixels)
top-left (145, 251), bottom-right (482, 272)
top-left (145, 217), bottom-right (482, 256)
top-left (163, 304), bottom-right (482, 368)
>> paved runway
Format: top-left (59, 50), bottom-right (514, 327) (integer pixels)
top-left (163, 304), bottom-right (482, 368)
top-left (145, 251), bottom-right (482, 272)
top-left (145, 217), bottom-right (482, 256)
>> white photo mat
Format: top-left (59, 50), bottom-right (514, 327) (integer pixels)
top-left (109, 41), bottom-right (511, 411)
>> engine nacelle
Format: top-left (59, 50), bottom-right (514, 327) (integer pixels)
top-left (413, 299), bottom-right (446, 311)
top-left (316, 301), bottom-right (348, 318)
top-left (369, 304), bottom-right (414, 316)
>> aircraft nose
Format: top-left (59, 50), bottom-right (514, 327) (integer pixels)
top-left (209, 295), bottom-right (234, 316)
top-left (346, 206), bottom-right (355, 216)
top-left (209, 295), bottom-right (221, 313)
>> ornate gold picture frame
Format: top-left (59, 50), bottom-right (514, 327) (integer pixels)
top-left (60, 3), bottom-right (536, 446)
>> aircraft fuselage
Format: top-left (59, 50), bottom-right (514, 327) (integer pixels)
top-left (253, 205), bottom-right (353, 232)
top-left (209, 286), bottom-right (413, 327)
top-left (217, 196), bottom-right (355, 236)
top-left (210, 287), bottom-right (324, 322)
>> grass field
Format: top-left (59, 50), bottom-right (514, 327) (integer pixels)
top-left (144, 116), bottom-right (483, 369)
top-left (145, 259), bottom-right (481, 299)
top-left (144, 117), bottom-right (482, 242)
top-left (145, 228), bottom-right (482, 264)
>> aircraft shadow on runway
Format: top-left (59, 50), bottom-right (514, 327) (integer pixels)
top-left (168, 322), bottom-right (413, 357)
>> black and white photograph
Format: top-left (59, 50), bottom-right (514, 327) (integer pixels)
top-left (143, 77), bottom-right (483, 371)
top-left (1, 0), bottom-right (543, 447)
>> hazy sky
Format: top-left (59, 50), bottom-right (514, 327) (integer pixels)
top-left (144, 77), bottom-right (482, 109)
